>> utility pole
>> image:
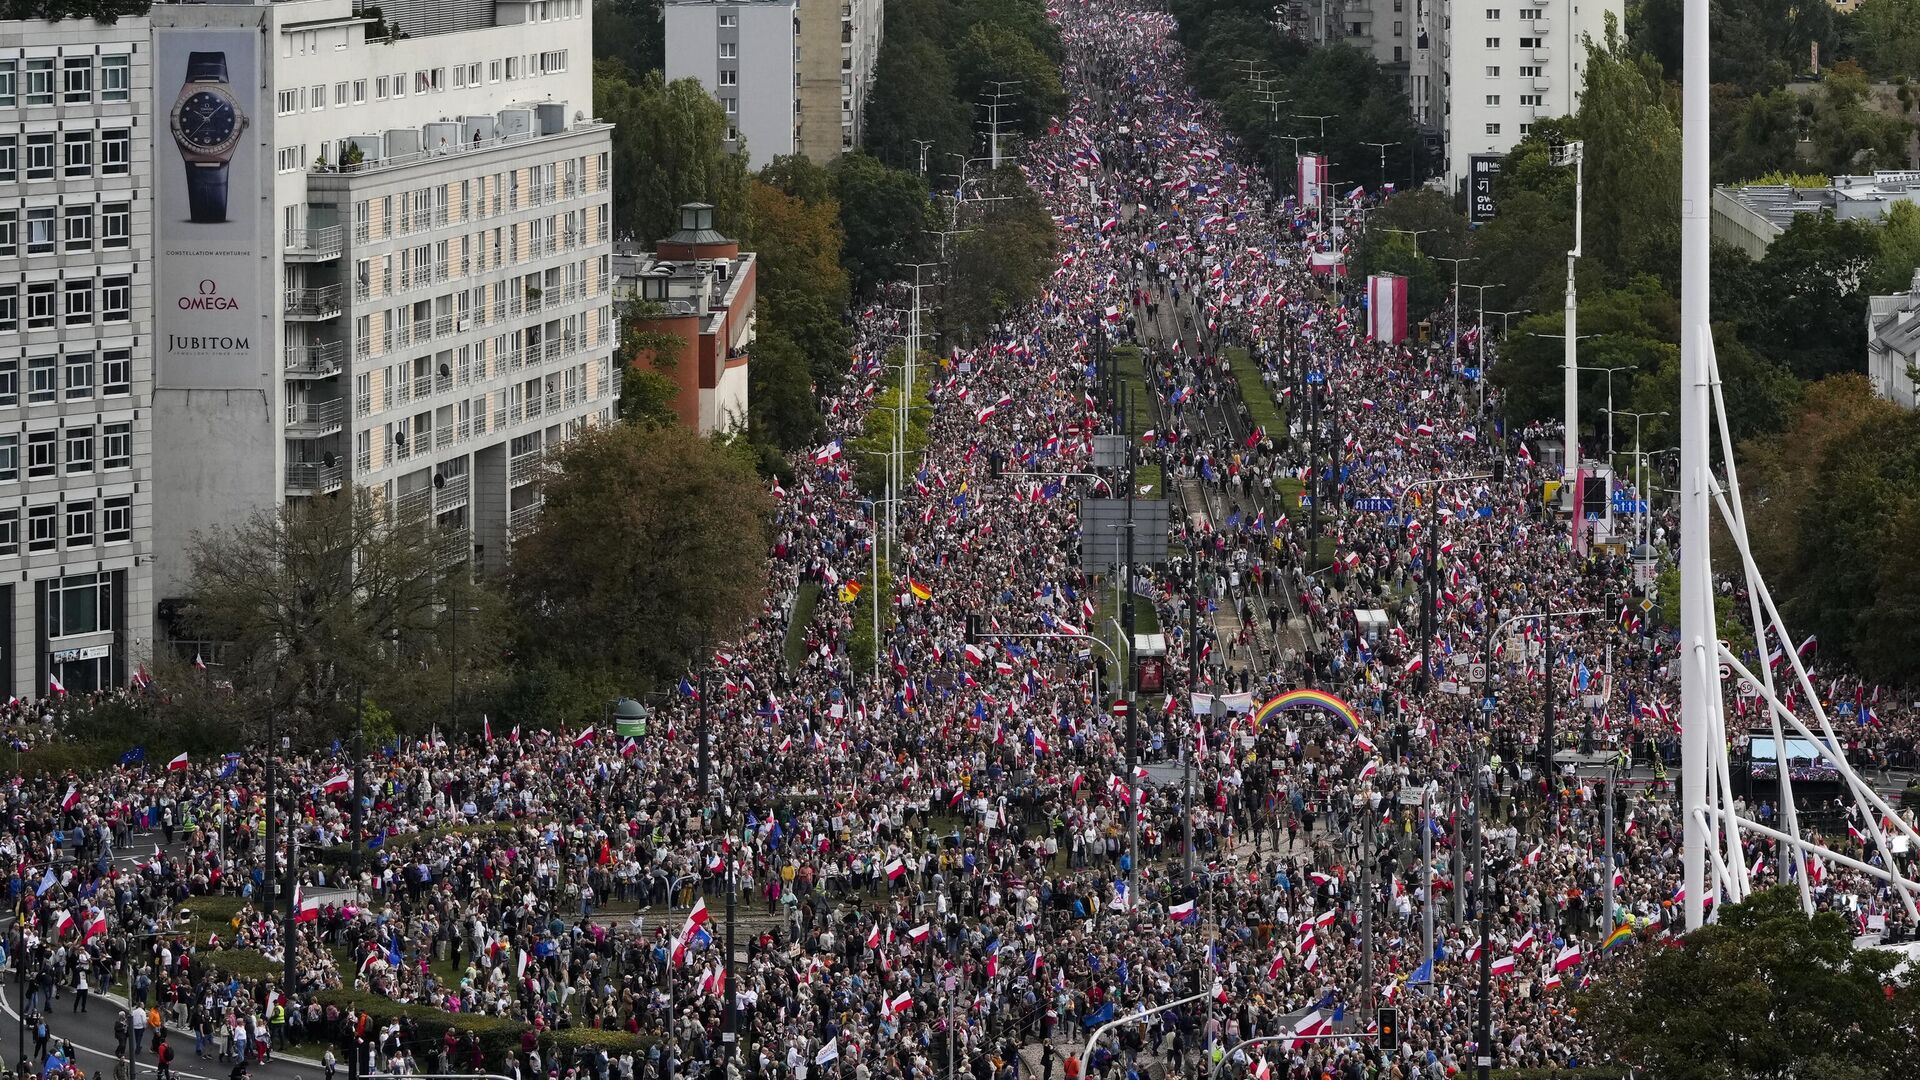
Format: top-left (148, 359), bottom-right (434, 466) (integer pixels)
top-left (978, 81), bottom-right (1023, 172)
top-left (1457, 282), bottom-right (1504, 428)
top-left (1474, 743), bottom-right (1494, 1080)
top-left (1185, 582), bottom-right (1199, 875)
top-left (1603, 766), bottom-right (1617, 929)
top-left (1432, 257), bottom-right (1477, 369)
top-left (1359, 792), bottom-right (1374, 1009)
top-left (1551, 140), bottom-right (1587, 522)
top-left (1122, 378), bottom-right (1140, 905)
top-left (1421, 787), bottom-right (1435, 972)
top-left (1360, 140), bottom-right (1400, 191)
top-left (912, 138), bottom-right (933, 179)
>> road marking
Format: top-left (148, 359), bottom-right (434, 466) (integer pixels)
top-left (0, 985), bottom-right (317, 1080)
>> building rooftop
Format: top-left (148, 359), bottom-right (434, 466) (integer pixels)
top-left (1717, 171), bottom-right (1920, 233)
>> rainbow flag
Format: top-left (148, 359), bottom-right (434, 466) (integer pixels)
top-left (1602, 923), bottom-right (1633, 952)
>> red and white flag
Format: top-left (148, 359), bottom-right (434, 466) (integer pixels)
top-left (322, 771), bottom-right (351, 793)
top-left (60, 786), bottom-right (81, 812)
top-left (1490, 955), bottom-right (1517, 977)
top-left (571, 727), bottom-right (596, 748)
top-left (1554, 944), bottom-right (1583, 972)
top-left (889, 990), bottom-right (914, 1015)
top-left (168, 752), bottom-right (190, 772)
top-left (907, 922), bottom-right (931, 944)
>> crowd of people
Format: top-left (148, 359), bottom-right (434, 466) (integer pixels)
top-left (5, 2), bottom-right (1920, 1080)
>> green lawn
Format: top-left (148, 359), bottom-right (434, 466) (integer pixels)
top-left (1225, 346), bottom-right (1287, 436)
top-left (782, 581), bottom-right (821, 671)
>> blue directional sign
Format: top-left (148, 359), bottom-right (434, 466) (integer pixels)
top-left (1306, 370), bottom-right (1327, 385)
top-left (1611, 494), bottom-right (1647, 514)
top-left (1351, 497), bottom-right (1395, 512)
top-left (1460, 367), bottom-right (1481, 381)
top-left (1481, 697), bottom-right (1497, 714)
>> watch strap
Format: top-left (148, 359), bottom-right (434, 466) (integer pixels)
top-left (185, 51), bottom-right (229, 84)
top-left (186, 164), bottom-right (230, 224)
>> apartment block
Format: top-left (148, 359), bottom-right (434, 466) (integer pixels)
top-left (0, 17), bottom-right (155, 698)
top-left (614, 203), bottom-right (756, 433)
top-left (149, 0), bottom-right (617, 630)
top-left (667, 0), bottom-right (881, 167)
top-left (1441, 0), bottom-right (1617, 190)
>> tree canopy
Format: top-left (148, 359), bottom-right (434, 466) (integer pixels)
top-left (1585, 887), bottom-right (1919, 1079)
top-left (594, 63), bottom-right (749, 245)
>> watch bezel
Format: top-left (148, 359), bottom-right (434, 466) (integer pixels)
top-left (171, 83), bottom-right (249, 159)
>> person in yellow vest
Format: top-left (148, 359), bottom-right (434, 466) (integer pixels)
top-left (269, 999), bottom-right (286, 1050)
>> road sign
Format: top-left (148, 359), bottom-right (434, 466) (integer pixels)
top-left (1299, 494), bottom-right (1313, 507)
top-left (1638, 598), bottom-right (1654, 614)
top-left (1306, 370), bottom-right (1326, 385)
top-left (1111, 699), bottom-right (1130, 718)
top-left (1351, 497), bottom-right (1395, 512)
top-left (1481, 696), bottom-right (1497, 714)
top-left (1468, 662), bottom-right (1487, 683)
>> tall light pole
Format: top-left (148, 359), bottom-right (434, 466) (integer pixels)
top-left (1458, 282), bottom-right (1504, 424)
top-left (1432, 257), bottom-right (1477, 366)
top-left (1605, 410), bottom-right (1669, 552)
top-left (1360, 140), bottom-right (1400, 191)
top-left (1576, 365), bottom-right (1624, 462)
top-left (1550, 140), bottom-right (1586, 520)
top-left (1680, 0), bottom-right (1713, 936)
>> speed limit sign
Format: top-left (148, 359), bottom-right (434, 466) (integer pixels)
top-left (1468, 662), bottom-right (1487, 683)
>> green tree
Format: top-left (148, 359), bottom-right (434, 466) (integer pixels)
top-left (832, 153), bottom-right (931, 296)
top-left (1586, 888), bottom-right (1915, 1079)
top-left (508, 423), bottom-right (772, 687)
top-left (1578, 19), bottom-right (1683, 282)
top-left (863, 38), bottom-right (973, 172)
top-left (938, 166), bottom-right (1056, 343)
top-left (951, 20), bottom-right (1066, 135)
top-left (180, 490), bottom-right (467, 744)
top-left (1711, 88), bottom-right (1806, 184)
top-left (591, 0), bottom-right (664, 81)
top-left (1804, 67), bottom-right (1913, 175)
top-left (1753, 208), bottom-right (1879, 380)
top-left (741, 169), bottom-right (852, 395)
top-left (748, 327), bottom-right (824, 451)
top-left (595, 63), bottom-right (749, 245)
top-left (1874, 200), bottom-right (1920, 293)
top-left (1850, 0), bottom-right (1920, 79)
top-left (1488, 279), bottom-right (1678, 435)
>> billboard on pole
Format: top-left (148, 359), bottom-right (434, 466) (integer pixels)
top-left (1469, 155), bottom-right (1503, 223)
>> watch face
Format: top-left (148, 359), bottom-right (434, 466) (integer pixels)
top-left (177, 90), bottom-right (240, 151)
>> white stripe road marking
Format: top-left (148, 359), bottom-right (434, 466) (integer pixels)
top-left (0, 984), bottom-right (318, 1080)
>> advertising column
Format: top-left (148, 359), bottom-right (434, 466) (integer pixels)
top-left (1367, 274), bottom-right (1408, 344)
top-left (153, 28), bottom-right (263, 388)
top-left (1297, 154), bottom-right (1327, 210)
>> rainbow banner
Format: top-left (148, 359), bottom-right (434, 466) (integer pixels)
top-left (1253, 688), bottom-right (1363, 734)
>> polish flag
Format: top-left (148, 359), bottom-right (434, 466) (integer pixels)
top-left (1288, 1010), bottom-right (1328, 1050)
top-left (867, 925), bottom-right (881, 949)
top-left (1554, 944), bottom-right (1583, 972)
top-left (1542, 972), bottom-right (1563, 991)
top-left (193, 652), bottom-right (208, 671)
top-left (1524, 845), bottom-right (1543, 867)
top-left (295, 887), bottom-right (322, 924)
top-left (168, 752), bottom-right (190, 772)
top-left (571, 727), bottom-right (596, 748)
top-left (1513, 929), bottom-right (1536, 954)
top-left (1357, 759), bottom-right (1380, 783)
top-left (323, 771), bottom-right (351, 793)
top-left (484, 716), bottom-right (493, 743)
top-left (1266, 949), bottom-right (1286, 980)
top-left (56, 910), bottom-right (75, 936)
top-left (889, 990), bottom-right (914, 1015)
top-left (47, 674), bottom-right (65, 697)
top-left (1168, 899), bottom-right (1197, 923)
top-left (82, 912), bottom-right (108, 943)
top-left (886, 858), bottom-right (907, 880)
top-left (1490, 955), bottom-right (1518, 977)
top-left (60, 786), bottom-right (81, 812)
top-left (907, 923), bottom-right (931, 943)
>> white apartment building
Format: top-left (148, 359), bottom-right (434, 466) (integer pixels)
top-left (0, 17), bottom-right (155, 698)
top-left (667, 0), bottom-right (882, 167)
top-left (1440, 0), bottom-right (1616, 191)
top-left (1312, 0), bottom-right (1412, 93)
top-left (666, 0), bottom-right (797, 166)
top-left (149, 0), bottom-right (617, 634)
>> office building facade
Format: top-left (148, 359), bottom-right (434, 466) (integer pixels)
top-left (0, 17), bottom-right (155, 697)
top-left (1440, 0), bottom-right (1617, 189)
top-left (149, 0), bottom-right (617, 638)
top-left (667, 0), bottom-right (880, 166)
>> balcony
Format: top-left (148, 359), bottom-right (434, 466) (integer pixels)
top-left (1533, 75), bottom-right (1553, 90)
top-left (286, 460), bottom-right (346, 494)
top-left (435, 528), bottom-right (473, 567)
top-left (509, 450), bottom-right (543, 486)
top-left (436, 473), bottom-right (470, 508)
top-left (1531, 46), bottom-right (1552, 61)
top-left (285, 284), bottom-right (344, 321)
top-left (285, 225), bottom-right (346, 262)
top-left (1532, 18), bottom-right (1551, 32)
top-left (285, 398), bottom-right (346, 435)
top-left (508, 503), bottom-right (542, 539)
top-left (285, 341), bottom-right (346, 378)
top-left (395, 486), bottom-right (434, 522)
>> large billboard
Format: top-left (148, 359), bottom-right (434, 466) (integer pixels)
top-left (1297, 154), bottom-right (1328, 210)
top-left (154, 29), bottom-right (263, 389)
top-left (1469, 155), bottom-right (1502, 223)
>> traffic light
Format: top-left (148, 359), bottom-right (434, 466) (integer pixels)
top-left (965, 613), bottom-right (983, 644)
top-left (1377, 1006), bottom-right (1399, 1051)
top-left (1492, 457), bottom-right (1506, 483)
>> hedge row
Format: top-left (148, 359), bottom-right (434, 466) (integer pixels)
top-left (311, 989), bottom-right (650, 1063)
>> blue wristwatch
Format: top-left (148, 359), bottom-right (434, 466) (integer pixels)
top-left (168, 51), bottom-right (249, 224)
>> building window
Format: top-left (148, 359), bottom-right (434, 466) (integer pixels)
top-left (25, 133), bottom-right (55, 181)
top-left (26, 431), bottom-right (56, 477)
top-left (505, 56), bottom-right (520, 80)
top-left (1519, 7), bottom-right (1541, 16)
top-left (103, 422), bottom-right (131, 470)
top-left (719, 12), bottom-right (736, 25)
top-left (0, 287), bottom-right (13, 334)
top-left (1485, 8), bottom-right (1501, 17)
top-left (101, 276), bottom-right (130, 323)
top-left (0, 511), bottom-right (16, 557)
top-left (24, 58), bottom-right (55, 106)
top-left (539, 50), bottom-right (567, 74)
top-left (45, 572), bottom-right (112, 635)
top-left (64, 426), bottom-right (93, 475)
top-left (25, 207), bottom-right (55, 254)
top-left (64, 500), bottom-right (93, 549)
top-left (1520, 93), bottom-right (1543, 106)
top-left (101, 349), bottom-right (130, 397)
top-left (0, 136), bottom-right (15, 183)
top-left (63, 281), bottom-right (91, 327)
top-left (63, 131), bottom-right (91, 177)
top-left (1519, 36), bottom-right (1540, 47)
top-left (1518, 65), bottom-right (1542, 77)
top-left (100, 55), bottom-right (131, 102)
top-left (62, 57), bottom-right (91, 104)
top-left (1519, 123), bottom-right (1533, 135)
top-left (1485, 37), bottom-right (1500, 48)
top-left (453, 65), bottom-right (466, 89)
top-left (278, 88), bottom-right (300, 115)
top-left (0, 61), bottom-right (15, 107)
top-left (1486, 122), bottom-right (1503, 135)
top-left (722, 97), bottom-right (737, 115)
top-left (1485, 65), bottom-right (1500, 77)
top-left (100, 128), bottom-right (130, 175)
top-left (25, 281), bottom-right (56, 328)
top-left (64, 354), bottom-right (92, 401)
top-left (0, 358), bottom-right (15, 404)
top-left (1485, 94), bottom-right (1501, 105)
top-left (375, 76), bottom-right (389, 100)
top-left (719, 70), bottom-right (737, 86)
top-left (719, 43), bottom-right (737, 59)
top-left (63, 206), bottom-right (91, 253)
top-left (103, 496), bottom-right (131, 544)
top-left (335, 81), bottom-right (350, 106)
top-left (26, 507), bottom-right (56, 554)
top-left (0, 210), bottom-right (16, 257)
top-left (277, 146), bottom-right (305, 173)
top-left (101, 203), bottom-right (130, 250)
top-left (0, 436), bottom-right (16, 483)
top-left (488, 60), bottom-right (501, 83)
top-left (353, 79), bottom-right (368, 103)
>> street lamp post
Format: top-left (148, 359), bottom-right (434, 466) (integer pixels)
top-left (1458, 282), bottom-right (1505, 425)
top-left (1396, 473), bottom-right (1493, 690)
top-left (1550, 140), bottom-right (1587, 516)
top-left (1432, 257), bottom-right (1478, 368)
top-left (1360, 141), bottom-right (1400, 191)
top-left (1604, 411), bottom-right (1670, 553)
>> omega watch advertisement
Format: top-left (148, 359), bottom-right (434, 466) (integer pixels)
top-left (154, 28), bottom-right (263, 388)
